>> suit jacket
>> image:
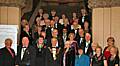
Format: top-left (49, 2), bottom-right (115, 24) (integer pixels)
top-left (79, 15), bottom-right (90, 28)
top-left (61, 24), bottom-right (71, 34)
top-left (60, 34), bottom-right (68, 48)
top-left (0, 47), bottom-right (15, 66)
top-left (75, 54), bottom-right (90, 66)
top-left (70, 28), bottom-right (79, 38)
top-left (46, 47), bottom-right (62, 66)
top-left (81, 41), bottom-right (92, 56)
top-left (76, 35), bottom-right (85, 48)
top-left (54, 23), bottom-right (62, 31)
top-left (16, 45), bottom-right (36, 66)
top-left (47, 35), bottom-right (63, 48)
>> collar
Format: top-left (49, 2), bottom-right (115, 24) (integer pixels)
top-left (86, 41), bottom-right (90, 44)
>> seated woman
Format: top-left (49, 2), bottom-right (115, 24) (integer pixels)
top-left (91, 46), bottom-right (108, 66)
top-left (108, 46), bottom-right (119, 66)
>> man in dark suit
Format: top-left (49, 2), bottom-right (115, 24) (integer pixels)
top-left (81, 33), bottom-right (92, 56)
top-left (79, 9), bottom-right (90, 28)
top-left (76, 28), bottom-right (85, 48)
top-left (46, 38), bottom-right (62, 66)
top-left (0, 38), bottom-right (15, 66)
top-left (49, 9), bottom-right (56, 20)
top-left (54, 16), bottom-right (62, 34)
top-left (47, 28), bottom-right (63, 48)
top-left (61, 28), bottom-right (68, 44)
top-left (16, 37), bottom-right (36, 66)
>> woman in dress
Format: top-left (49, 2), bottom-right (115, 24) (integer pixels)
top-left (104, 37), bottom-right (115, 60)
top-left (61, 41), bottom-right (75, 66)
top-left (91, 46), bottom-right (108, 66)
top-left (108, 46), bottom-right (119, 66)
top-left (68, 33), bottom-right (78, 53)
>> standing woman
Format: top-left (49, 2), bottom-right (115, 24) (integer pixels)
top-left (68, 33), bottom-right (78, 53)
top-left (91, 46), bottom-right (108, 66)
top-left (0, 38), bottom-right (15, 66)
top-left (104, 37), bottom-right (115, 60)
top-left (75, 48), bottom-right (90, 66)
top-left (34, 36), bottom-right (47, 66)
top-left (108, 46), bottom-right (119, 66)
top-left (61, 41), bottom-right (75, 66)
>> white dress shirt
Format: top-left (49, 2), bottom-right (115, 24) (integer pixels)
top-left (21, 47), bottom-right (26, 60)
top-left (85, 41), bottom-right (90, 53)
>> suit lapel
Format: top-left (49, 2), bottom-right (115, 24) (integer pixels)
top-left (22, 47), bottom-right (29, 61)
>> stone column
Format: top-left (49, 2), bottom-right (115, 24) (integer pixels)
top-left (0, 0), bottom-right (33, 44)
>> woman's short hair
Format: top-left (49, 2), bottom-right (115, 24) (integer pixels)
top-left (68, 33), bottom-right (75, 38)
top-left (110, 46), bottom-right (119, 55)
top-left (5, 38), bottom-right (13, 45)
top-left (107, 37), bottom-right (115, 43)
top-left (95, 46), bottom-right (102, 52)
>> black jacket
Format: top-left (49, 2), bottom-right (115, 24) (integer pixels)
top-left (0, 47), bottom-right (15, 66)
top-left (16, 45), bottom-right (36, 66)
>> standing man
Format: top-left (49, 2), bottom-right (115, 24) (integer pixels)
top-left (46, 38), bottom-right (62, 66)
top-left (81, 33), bottom-right (92, 56)
top-left (0, 38), bottom-right (15, 66)
top-left (16, 37), bottom-right (36, 66)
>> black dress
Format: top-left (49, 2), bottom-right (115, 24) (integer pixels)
top-left (35, 46), bottom-right (47, 66)
top-left (61, 48), bottom-right (75, 66)
top-left (108, 55), bottom-right (119, 66)
top-left (92, 54), bottom-right (105, 66)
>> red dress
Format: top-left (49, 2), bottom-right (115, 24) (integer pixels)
top-left (103, 47), bottom-right (111, 60)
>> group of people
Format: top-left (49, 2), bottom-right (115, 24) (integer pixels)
top-left (0, 8), bottom-right (119, 66)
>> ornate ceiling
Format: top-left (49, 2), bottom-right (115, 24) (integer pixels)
top-left (0, 0), bottom-right (120, 14)
top-left (88, 0), bottom-right (120, 8)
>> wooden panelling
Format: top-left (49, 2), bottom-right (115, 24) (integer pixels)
top-left (0, 6), bottom-right (8, 24)
top-left (0, 6), bottom-right (20, 26)
top-left (8, 7), bottom-right (20, 25)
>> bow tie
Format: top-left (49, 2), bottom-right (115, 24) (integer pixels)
top-left (22, 47), bottom-right (26, 48)
top-left (52, 47), bottom-right (57, 48)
